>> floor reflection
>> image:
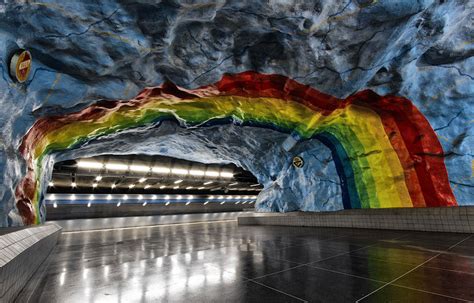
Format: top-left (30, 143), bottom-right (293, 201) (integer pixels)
top-left (36, 218), bottom-right (473, 302)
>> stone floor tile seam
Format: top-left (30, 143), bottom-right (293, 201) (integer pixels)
top-left (250, 263), bottom-right (308, 280)
top-left (250, 236), bottom-right (405, 279)
top-left (355, 234), bottom-right (474, 302)
top-left (305, 264), bottom-right (389, 284)
top-left (388, 283), bottom-right (472, 302)
top-left (420, 264), bottom-right (474, 276)
top-left (247, 279), bottom-right (308, 302)
top-left (304, 233), bottom-right (413, 267)
top-left (447, 234), bottom-right (474, 249)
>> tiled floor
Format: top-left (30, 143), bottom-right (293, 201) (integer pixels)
top-left (35, 219), bottom-right (473, 302)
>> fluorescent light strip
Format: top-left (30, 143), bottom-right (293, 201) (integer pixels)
top-left (152, 166), bottom-right (170, 174)
top-left (220, 172), bottom-right (234, 178)
top-left (105, 163), bottom-right (128, 171)
top-left (77, 160), bottom-right (103, 169)
top-left (171, 168), bottom-right (188, 175)
top-left (189, 170), bottom-right (205, 176)
top-left (205, 171), bottom-right (219, 177)
top-left (130, 165), bottom-right (150, 172)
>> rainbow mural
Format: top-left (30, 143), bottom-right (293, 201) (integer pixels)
top-left (17, 72), bottom-right (457, 224)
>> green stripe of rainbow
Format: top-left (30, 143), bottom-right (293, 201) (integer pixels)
top-left (17, 71), bottom-right (456, 224)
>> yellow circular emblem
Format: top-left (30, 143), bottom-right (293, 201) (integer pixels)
top-left (9, 50), bottom-right (32, 83)
top-left (292, 156), bottom-right (304, 168)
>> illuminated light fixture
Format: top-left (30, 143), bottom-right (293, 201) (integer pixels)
top-left (130, 165), bottom-right (150, 172)
top-left (172, 168), bottom-right (188, 175)
top-left (220, 172), bottom-right (234, 178)
top-left (123, 195), bottom-right (128, 200)
top-left (176, 195), bottom-right (182, 200)
top-left (250, 184), bottom-right (260, 187)
top-left (144, 185), bottom-right (151, 189)
top-left (87, 202), bottom-right (91, 208)
top-left (50, 194), bottom-right (56, 200)
top-left (203, 201), bottom-right (209, 205)
top-left (77, 160), bottom-right (103, 169)
top-left (159, 185), bottom-right (166, 189)
top-left (205, 171), bottom-right (219, 177)
top-left (53, 202), bottom-right (58, 208)
top-left (105, 163), bottom-right (128, 171)
top-left (187, 195), bottom-right (194, 200)
top-left (218, 195), bottom-right (224, 200)
top-left (138, 178), bottom-right (147, 183)
top-left (165, 201), bottom-right (170, 206)
top-left (48, 181), bottom-right (54, 187)
top-left (235, 201), bottom-right (240, 204)
top-left (152, 195), bottom-right (157, 200)
top-left (89, 195), bottom-right (94, 200)
top-left (242, 201), bottom-right (247, 204)
top-left (208, 195), bottom-right (214, 199)
top-left (70, 194), bottom-right (76, 201)
top-left (95, 176), bottom-right (102, 181)
top-left (138, 195), bottom-right (143, 200)
top-left (111, 183), bottom-right (117, 189)
top-left (189, 170), bottom-right (205, 176)
top-left (152, 166), bottom-right (170, 174)
top-left (129, 184), bottom-right (135, 189)
top-left (235, 196), bottom-right (242, 199)
top-left (107, 194), bottom-right (112, 200)
top-left (117, 201), bottom-right (121, 207)
top-left (220, 201), bottom-right (225, 205)
top-left (71, 182), bottom-right (77, 188)
top-left (203, 181), bottom-right (213, 185)
top-left (197, 187), bottom-right (205, 190)
top-left (174, 179), bottom-right (183, 184)
top-left (186, 186), bottom-right (193, 190)
top-left (92, 183), bottom-right (98, 188)
top-left (173, 186), bottom-right (179, 189)
top-left (185, 201), bottom-right (191, 205)
top-left (142, 201), bottom-right (147, 206)
top-left (252, 195), bottom-right (258, 199)
top-left (165, 195), bottom-right (170, 200)
top-left (243, 196), bottom-right (249, 199)
top-left (226, 196), bottom-right (233, 200)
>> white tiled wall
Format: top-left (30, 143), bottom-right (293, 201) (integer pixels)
top-left (238, 207), bottom-right (474, 233)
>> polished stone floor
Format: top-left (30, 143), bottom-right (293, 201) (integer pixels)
top-left (35, 220), bottom-right (473, 302)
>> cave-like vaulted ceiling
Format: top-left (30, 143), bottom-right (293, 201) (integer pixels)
top-left (0, 0), bottom-right (472, 226)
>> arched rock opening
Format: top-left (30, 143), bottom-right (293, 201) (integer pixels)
top-left (14, 72), bottom-right (456, 225)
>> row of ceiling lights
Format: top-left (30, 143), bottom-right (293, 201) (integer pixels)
top-left (48, 178), bottom-right (260, 190)
top-left (48, 194), bottom-right (258, 201)
top-left (77, 160), bottom-right (234, 178)
top-left (52, 200), bottom-right (255, 208)
top-left (47, 180), bottom-right (257, 190)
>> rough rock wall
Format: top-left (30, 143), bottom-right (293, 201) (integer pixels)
top-left (0, 0), bottom-right (472, 226)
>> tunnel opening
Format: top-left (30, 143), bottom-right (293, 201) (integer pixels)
top-left (44, 154), bottom-right (262, 220)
